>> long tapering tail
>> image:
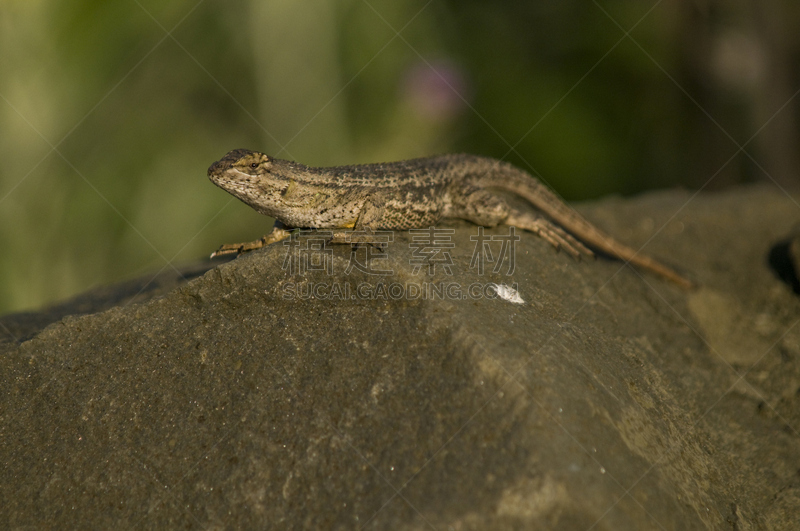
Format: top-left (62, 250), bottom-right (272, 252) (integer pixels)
top-left (475, 158), bottom-right (694, 289)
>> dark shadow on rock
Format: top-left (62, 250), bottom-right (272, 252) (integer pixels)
top-left (0, 257), bottom-right (232, 344)
top-left (769, 230), bottom-right (800, 295)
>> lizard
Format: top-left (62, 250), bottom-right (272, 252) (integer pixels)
top-left (207, 149), bottom-right (693, 289)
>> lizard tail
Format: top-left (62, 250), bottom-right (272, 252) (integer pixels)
top-left (476, 159), bottom-right (695, 289)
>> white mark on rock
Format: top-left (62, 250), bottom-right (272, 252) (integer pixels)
top-left (491, 283), bottom-right (525, 304)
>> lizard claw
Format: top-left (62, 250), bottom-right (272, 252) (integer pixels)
top-left (210, 244), bottom-right (244, 259)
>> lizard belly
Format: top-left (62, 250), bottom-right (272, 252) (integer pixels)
top-left (283, 204), bottom-right (359, 229)
top-left (378, 200), bottom-right (444, 229)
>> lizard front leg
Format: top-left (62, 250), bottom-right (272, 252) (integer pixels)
top-left (210, 220), bottom-right (294, 258)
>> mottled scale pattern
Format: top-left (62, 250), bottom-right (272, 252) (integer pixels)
top-left (209, 151), bottom-right (470, 230)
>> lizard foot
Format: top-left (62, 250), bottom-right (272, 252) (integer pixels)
top-left (506, 210), bottom-right (594, 260)
top-left (210, 227), bottom-right (293, 258)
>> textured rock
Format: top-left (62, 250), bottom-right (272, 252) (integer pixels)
top-left (1, 185), bottom-right (799, 530)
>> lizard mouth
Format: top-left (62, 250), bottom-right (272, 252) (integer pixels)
top-left (207, 160), bottom-right (227, 181)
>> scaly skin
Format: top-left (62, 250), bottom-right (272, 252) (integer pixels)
top-left (208, 149), bottom-right (693, 289)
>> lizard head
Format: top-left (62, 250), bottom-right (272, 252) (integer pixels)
top-left (207, 149), bottom-right (282, 212)
top-left (208, 149), bottom-right (273, 180)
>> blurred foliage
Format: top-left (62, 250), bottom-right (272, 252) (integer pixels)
top-left (0, 0), bottom-right (798, 314)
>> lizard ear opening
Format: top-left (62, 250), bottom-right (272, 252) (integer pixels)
top-left (260, 155), bottom-right (273, 172)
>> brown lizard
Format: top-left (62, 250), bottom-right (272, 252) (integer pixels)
top-left (208, 149), bottom-right (693, 289)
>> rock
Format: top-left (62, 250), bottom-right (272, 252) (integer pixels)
top-left (1, 185), bottom-right (799, 530)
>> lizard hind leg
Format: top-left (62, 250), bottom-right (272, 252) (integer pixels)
top-left (505, 209), bottom-right (594, 260)
top-left (454, 188), bottom-right (511, 227)
top-left (454, 188), bottom-right (592, 260)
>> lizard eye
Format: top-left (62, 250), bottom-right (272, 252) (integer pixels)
top-left (250, 162), bottom-right (259, 169)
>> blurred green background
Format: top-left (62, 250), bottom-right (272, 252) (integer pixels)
top-left (1, 0), bottom-right (798, 314)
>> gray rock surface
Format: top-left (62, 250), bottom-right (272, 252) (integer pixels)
top-left (2, 185), bottom-right (800, 530)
